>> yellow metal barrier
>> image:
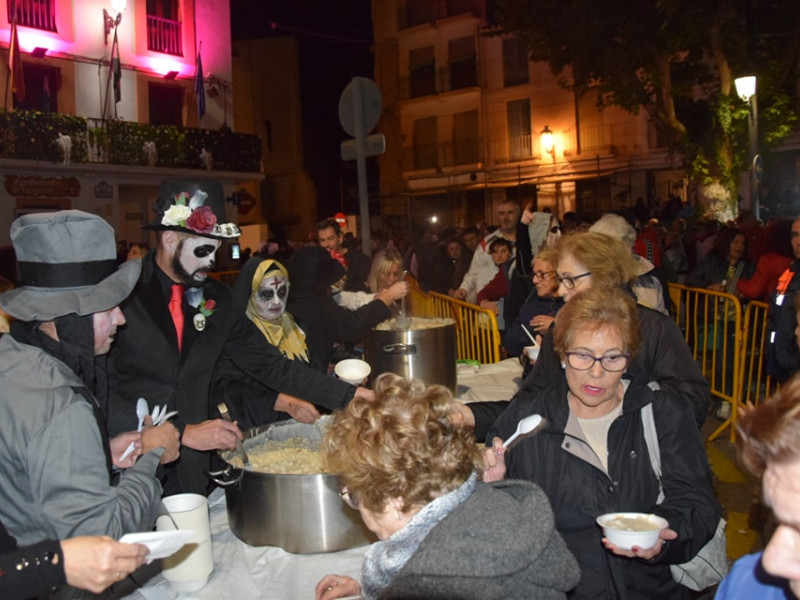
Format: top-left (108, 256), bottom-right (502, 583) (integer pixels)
top-left (668, 283), bottom-right (743, 442)
top-left (740, 300), bottom-right (780, 409)
top-left (406, 275), bottom-right (433, 318)
top-left (428, 291), bottom-right (502, 364)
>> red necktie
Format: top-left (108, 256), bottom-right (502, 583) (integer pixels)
top-left (169, 284), bottom-right (184, 351)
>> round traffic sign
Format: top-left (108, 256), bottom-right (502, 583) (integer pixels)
top-left (338, 77), bottom-right (382, 138)
top-left (753, 154), bottom-right (763, 184)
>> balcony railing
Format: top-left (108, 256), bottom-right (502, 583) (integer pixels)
top-left (402, 138), bottom-right (484, 171)
top-left (147, 15), bottom-right (183, 56)
top-left (397, 0), bottom-right (481, 29)
top-left (401, 62), bottom-right (480, 99)
top-left (8, 0), bottom-right (56, 32)
top-left (0, 110), bottom-right (261, 172)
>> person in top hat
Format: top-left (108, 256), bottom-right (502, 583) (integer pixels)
top-left (107, 178), bottom-right (369, 496)
top-left (286, 244), bottom-right (405, 373)
top-left (0, 210), bottom-right (180, 548)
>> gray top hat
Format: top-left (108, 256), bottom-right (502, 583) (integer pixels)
top-left (0, 210), bottom-right (141, 321)
top-left (143, 177), bottom-right (241, 239)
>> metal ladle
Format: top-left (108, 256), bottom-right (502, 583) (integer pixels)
top-left (218, 402), bottom-right (250, 467)
top-left (395, 270), bottom-right (410, 330)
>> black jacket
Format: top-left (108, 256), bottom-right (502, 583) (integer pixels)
top-left (489, 376), bottom-right (720, 600)
top-left (765, 261), bottom-right (800, 381)
top-left (108, 254), bottom-right (355, 496)
top-left (0, 519), bottom-right (65, 600)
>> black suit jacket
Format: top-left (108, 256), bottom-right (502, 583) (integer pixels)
top-left (108, 254), bottom-right (354, 495)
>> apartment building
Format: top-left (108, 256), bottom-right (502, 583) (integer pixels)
top-left (371, 0), bottom-right (687, 227)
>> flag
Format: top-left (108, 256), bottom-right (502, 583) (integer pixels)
top-left (195, 50), bottom-right (205, 119)
top-left (112, 31), bottom-right (121, 104)
top-left (8, 20), bottom-right (25, 102)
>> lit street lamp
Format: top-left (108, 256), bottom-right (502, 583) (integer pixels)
top-left (735, 75), bottom-right (760, 220)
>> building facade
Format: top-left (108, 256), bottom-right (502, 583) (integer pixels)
top-left (0, 0), bottom-right (262, 247)
top-left (371, 0), bottom-right (691, 228)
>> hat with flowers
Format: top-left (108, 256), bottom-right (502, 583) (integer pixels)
top-left (143, 178), bottom-right (241, 239)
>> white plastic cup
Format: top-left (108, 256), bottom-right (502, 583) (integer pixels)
top-left (524, 345), bottom-right (540, 362)
top-left (156, 493), bottom-right (214, 593)
top-left (334, 359), bottom-right (372, 385)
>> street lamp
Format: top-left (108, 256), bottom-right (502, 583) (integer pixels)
top-left (540, 125), bottom-right (555, 162)
top-left (735, 75), bottom-right (760, 220)
top-left (104, 0), bottom-right (127, 45)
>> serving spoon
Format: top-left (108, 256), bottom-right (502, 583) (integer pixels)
top-left (502, 414), bottom-right (544, 449)
top-left (217, 402), bottom-right (250, 467)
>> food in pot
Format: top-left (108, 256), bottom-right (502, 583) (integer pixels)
top-left (374, 317), bottom-right (454, 330)
top-left (229, 436), bottom-right (326, 474)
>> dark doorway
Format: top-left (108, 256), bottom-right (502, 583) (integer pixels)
top-left (148, 82), bottom-right (183, 126)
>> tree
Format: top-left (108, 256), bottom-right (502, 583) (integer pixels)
top-left (493, 0), bottom-right (799, 220)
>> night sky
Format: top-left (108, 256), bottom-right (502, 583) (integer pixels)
top-left (230, 0), bottom-right (374, 218)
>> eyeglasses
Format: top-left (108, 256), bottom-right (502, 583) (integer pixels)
top-left (193, 244), bottom-right (219, 258)
top-left (556, 272), bottom-right (591, 290)
top-left (339, 487), bottom-right (359, 510)
top-left (532, 270), bottom-right (555, 280)
top-left (565, 351), bottom-right (630, 372)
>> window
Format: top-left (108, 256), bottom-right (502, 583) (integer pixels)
top-left (507, 99), bottom-right (532, 160)
top-left (448, 37), bottom-right (476, 90)
top-left (13, 64), bottom-right (58, 112)
top-left (446, 0), bottom-right (478, 18)
top-left (452, 110), bottom-right (479, 165)
top-left (7, 0), bottom-right (56, 32)
top-left (146, 0), bottom-right (183, 56)
top-left (148, 82), bottom-right (183, 126)
top-left (403, 0), bottom-right (435, 28)
top-left (503, 38), bottom-right (529, 87)
top-left (409, 46), bottom-right (435, 98)
top-left (413, 117), bottom-right (438, 170)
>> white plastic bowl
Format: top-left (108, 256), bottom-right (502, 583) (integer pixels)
top-left (334, 359), bottom-right (371, 385)
top-left (596, 512), bottom-right (668, 550)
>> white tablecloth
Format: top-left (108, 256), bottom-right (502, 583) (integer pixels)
top-left (118, 360), bottom-right (522, 600)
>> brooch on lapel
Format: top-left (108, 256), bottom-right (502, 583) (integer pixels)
top-left (193, 298), bottom-right (217, 331)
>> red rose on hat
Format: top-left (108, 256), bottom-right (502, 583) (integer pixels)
top-left (186, 206), bottom-right (217, 234)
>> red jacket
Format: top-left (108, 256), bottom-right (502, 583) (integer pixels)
top-left (737, 252), bottom-right (793, 301)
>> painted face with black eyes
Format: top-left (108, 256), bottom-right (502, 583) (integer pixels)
top-left (255, 274), bottom-right (289, 320)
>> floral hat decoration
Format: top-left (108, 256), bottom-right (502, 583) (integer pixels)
top-left (143, 178), bottom-right (241, 239)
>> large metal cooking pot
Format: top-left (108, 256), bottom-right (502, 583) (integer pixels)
top-left (364, 317), bottom-right (457, 394)
top-left (209, 419), bottom-right (375, 554)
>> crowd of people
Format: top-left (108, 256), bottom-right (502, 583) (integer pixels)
top-left (2, 178), bottom-right (800, 599)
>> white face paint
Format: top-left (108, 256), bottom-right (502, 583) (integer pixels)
top-left (255, 274), bottom-right (289, 320)
top-left (172, 237), bottom-right (221, 285)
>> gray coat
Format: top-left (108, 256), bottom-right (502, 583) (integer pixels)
top-left (379, 479), bottom-right (580, 599)
top-left (0, 335), bottom-right (163, 545)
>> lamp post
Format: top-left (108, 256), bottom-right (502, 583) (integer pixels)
top-left (540, 125), bottom-right (555, 163)
top-left (735, 75), bottom-right (760, 221)
top-left (103, 0), bottom-right (126, 45)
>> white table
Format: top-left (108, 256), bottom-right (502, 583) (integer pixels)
top-left (117, 360), bottom-right (522, 600)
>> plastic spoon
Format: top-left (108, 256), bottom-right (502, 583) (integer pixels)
top-left (136, 397), bottom-right (149, 432)
top-left (520, 324), bottom-right (539, 347)
top-left (502, 414), bottom-right (544, 449)
top-left (395, 270), bottom-right (410, 329)
top-left (217, 402), bottom-right (250, 467)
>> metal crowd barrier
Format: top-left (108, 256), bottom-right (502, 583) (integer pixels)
top-left (427, 291), bottom-right (502, 364)
top-left (668, 283), bottom-right (777, 442)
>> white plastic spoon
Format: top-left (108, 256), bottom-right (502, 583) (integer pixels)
top-left (502, 414), bottom-right (543, 449)
top-left (136, 397), bottom-right (149, 432)
top-left (520, 324), bottom-right (539, 347)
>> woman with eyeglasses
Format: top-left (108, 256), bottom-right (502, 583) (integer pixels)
top-left (483, 287), bottom-right (721, 600)
top-left (463, 232), bottom-right (709, 440)
top-left (503, 247), bottom-right (563, 364)
top-left (315, 373), bottom-right (580, 600)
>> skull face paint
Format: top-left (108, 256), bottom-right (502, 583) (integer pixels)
top-left (255, 274), bottom-right (289, 320)
top-left (171, 236), bottom-right (221, 286)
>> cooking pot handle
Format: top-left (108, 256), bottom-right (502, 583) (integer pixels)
top-left (207, 465), bottom-right (243, 487)
top-left (382, 343), bottom-right (417, 355)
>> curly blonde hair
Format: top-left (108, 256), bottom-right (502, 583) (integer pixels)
top-left (553, 287), bottom-right (641, 360)
top-left (552, 232), bottom-right (638, 289)
top-left (322, 373), bottom-right (482, 514)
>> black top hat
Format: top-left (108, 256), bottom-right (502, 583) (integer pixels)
top-left (0, 210), bottom-right (140, 321)
top-left (285, 245), bottom-right (346, 298)
top-left (143, 177), bottom-right (241, 239)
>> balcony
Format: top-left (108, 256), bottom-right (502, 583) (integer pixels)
top-left (7, 0), bottom-right (56, 32)
top-left (402, 138), bottom-right (484, 171)
top-left (0, 110), bottom-right (261, 172)
top-left (397, 0), bottom-right (482, 29)
top-left (147, 15), bottom-right (183, 56)
top-left (401, 62), bottom-right (480, 100)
